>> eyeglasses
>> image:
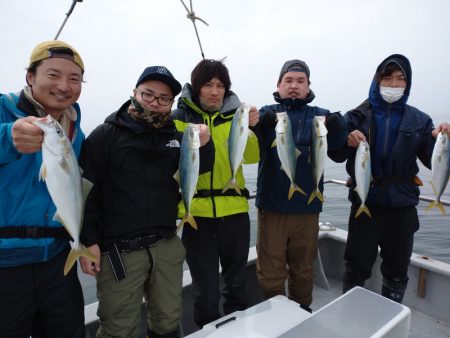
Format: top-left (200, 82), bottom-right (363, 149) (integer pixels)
top-left (136, 89), bottom-right (173, 106)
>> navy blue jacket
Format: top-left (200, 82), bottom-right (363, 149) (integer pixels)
top-left (328, 54), bottom-right (436, 207)
top-left (256, 91), bottom-right (346, 214)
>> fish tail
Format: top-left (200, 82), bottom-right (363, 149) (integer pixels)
top-left (222, 178), bottom-right (242, 195)
top-left (355, 204), bottom-right (372, 218)
top-left (63, 245), bottom-right (96, 276)
top-left (288, 184), bottom-right (306, 200)
top-left (181, 212), bottom-right (198, 230)
top-left (425, 201), bottom-right (446, 215)
top-left (307, 189), bottom-right (324, 205)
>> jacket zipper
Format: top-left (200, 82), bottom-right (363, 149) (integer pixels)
top-left (382, 104), bottom-right (392, 175)
top-left (207, 114), bottom-right (217, 218)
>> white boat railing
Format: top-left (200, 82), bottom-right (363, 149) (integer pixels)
top-left (323, 178), bottom-right (450, 206)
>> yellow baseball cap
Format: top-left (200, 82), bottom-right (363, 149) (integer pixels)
top-left (29, 40), bottom-right (84, 72)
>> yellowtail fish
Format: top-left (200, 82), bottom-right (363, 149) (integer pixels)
top-left (33, 115), bottom-right (95, 275)
top-left (222, 103), bottom-right (251, 195)
top-left (354, 140), bottom-right (372, 218)
top-left (308, 116), bottom-right (328, 205)
top-left (426, 132), bottom-right (450, 215)
top-left (178, 124), bottom-right (200, 229)
top-left (271, 112), bottom-right (306, 199)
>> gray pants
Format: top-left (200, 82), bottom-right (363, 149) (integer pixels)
top-left (96, 235), bottom-right (185, 338)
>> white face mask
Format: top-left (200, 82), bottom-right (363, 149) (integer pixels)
top-left (380, 86), bottom-right (405, 103)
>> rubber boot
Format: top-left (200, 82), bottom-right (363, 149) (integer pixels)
top-left (342, 280), bottom-right (365, 294)
top-left (300, 304), bottom-right (312, 313)
top-left (147, 328), bottom-right (180, 338)
top-left (381, 277), bottom-right (407, 304)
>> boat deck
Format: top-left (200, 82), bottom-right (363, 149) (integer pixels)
top-left (85, 229), bottom-right (450, 337)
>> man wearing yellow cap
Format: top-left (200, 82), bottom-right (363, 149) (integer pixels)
top-left (0, 40), bottom-right (86, 337)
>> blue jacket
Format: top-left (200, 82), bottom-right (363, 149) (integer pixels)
top-left (256, 91), bottom-right (346, 214)
top-left (0, 91), bottom-right (84, 267)
top-left (328, 54), bottom-right (435, 207)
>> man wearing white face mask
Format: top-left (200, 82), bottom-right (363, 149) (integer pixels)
top-left (329, 54), bottom-right (449, 304)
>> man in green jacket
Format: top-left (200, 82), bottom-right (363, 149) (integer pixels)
top-left (171, 59), bottom-right (259, 328)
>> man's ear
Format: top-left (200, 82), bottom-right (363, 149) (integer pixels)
top-left (26, 71), bottom-right (34, 87)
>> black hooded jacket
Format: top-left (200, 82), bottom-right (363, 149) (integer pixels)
top-left (80, 100), bottom-right (214, 247)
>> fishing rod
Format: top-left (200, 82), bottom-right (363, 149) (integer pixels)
top-left (54, 0), bottom-right (83, 40)
top-left (179, 0), bottom-right (209, 59)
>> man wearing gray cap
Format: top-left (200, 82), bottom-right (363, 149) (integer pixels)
top-left (255, 59), bottom-right (346, 312)
top-left (79, 66), bottom-right (214, 338)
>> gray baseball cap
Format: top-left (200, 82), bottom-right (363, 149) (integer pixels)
top-left (278, 59), bottom-right (310, 83)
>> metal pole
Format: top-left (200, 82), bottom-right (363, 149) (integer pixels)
top-left (54, 0), bottom-right (83, 40)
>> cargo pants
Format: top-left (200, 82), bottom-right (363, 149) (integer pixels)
top-left (95, 235), bottom-right (185, 338)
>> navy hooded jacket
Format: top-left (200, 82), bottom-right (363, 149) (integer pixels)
top-left (329, 54), bottom-right (436, 207)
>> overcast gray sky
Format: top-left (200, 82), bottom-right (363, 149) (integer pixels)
top-left (1, 0), bottom-right (449, 134)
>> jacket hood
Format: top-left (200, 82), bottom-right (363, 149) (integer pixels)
top-left (369, 54), bottom-right (412, 107)
top-left (105, 99), bottom-right (176, 133)
top-left (177, 83), bottom-right (241, 116)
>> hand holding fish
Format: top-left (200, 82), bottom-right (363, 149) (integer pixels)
top-left (80, 244), bottom-right (101, 276)
top-left (11, 116), bottom-right (44, 153)
top-left (432, 122), bottom-right (450, 138)
top-left (198, 123), bottom-right (211, 146)
top-left (348, 130), bottom-right (366, 148)
top-left (248, 105), bottom-right (260, 127)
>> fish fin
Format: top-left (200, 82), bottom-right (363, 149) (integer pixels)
top-left (288, 184), bottom-right (306, 200)
top-left (59, 157), bottom-right (71, 175)
top-left (63, 245), bottom-right (97, 276)
top-left (425, 201), bottom-right (446, 215)
top-left (181, 213), bottom-right (198, 230)
top-left (355, 205), bottom-right (372, 218)
top-left (38, 164), bottom-right (47, 181)
top-left (271, 139), bottom-right (277, 148)
top-left (82, 178), bottom-right (93, 201)
top-left (308, 189), bottom-right (324, 205)
top-left (222, 178), bottom-right (241, 195)
top-left (173, 170), bottom-right (180, 184)
top-left (248, 129), bottom-right (256, 138)
top-left (295, 148), bottom-right (301, 158)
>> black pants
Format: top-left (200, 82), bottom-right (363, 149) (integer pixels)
top-left (343, 204), bottom-right (419, 290)
top-left (182, 213), bottom-right (250, 328)
top-left (0, 246), bottom-right (85, 338)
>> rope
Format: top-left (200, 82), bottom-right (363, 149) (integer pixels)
top-left (179, 0), bottom-right (209, 59)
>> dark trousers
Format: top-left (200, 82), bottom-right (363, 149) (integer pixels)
top-left (182, 213), bottom-right (250, 328)
top-left (343, 204), bottom-right (419, 292)
top-left (0, 246), bottom-right (85, 338)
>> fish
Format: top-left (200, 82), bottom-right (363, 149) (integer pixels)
top-left (33, 115), bottom-right (95, 275)
top-left (308, 116), bottom-right (328, 205)
top-left (354, 140), bottom-right (372, 218)
top-left (178, 124), bottom-right (200, 230)
top-left (222, 102), bottom-right (251, 195)
top-left (426, 132), bottom-right (450, 215)
top-left (271, 112), bottom-right (306, 199)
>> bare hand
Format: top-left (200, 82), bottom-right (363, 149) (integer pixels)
top-left (80, 244), bottom-right (101, 276)
top-left (197, 124), bottom-right (211, 147)
top-left (11, 116), bottom-right (44, 153)
top-left (249, 105), bottom-right (260, 127)
top-left (347, 130), bottom-right (366, 148)
top-left (432, 122), bottom-right (450, 138)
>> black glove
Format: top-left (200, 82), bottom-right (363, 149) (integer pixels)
top-left (325, 112), bottom-right (343, 135)
top-left (260, 109), bottom-right (277, 128)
